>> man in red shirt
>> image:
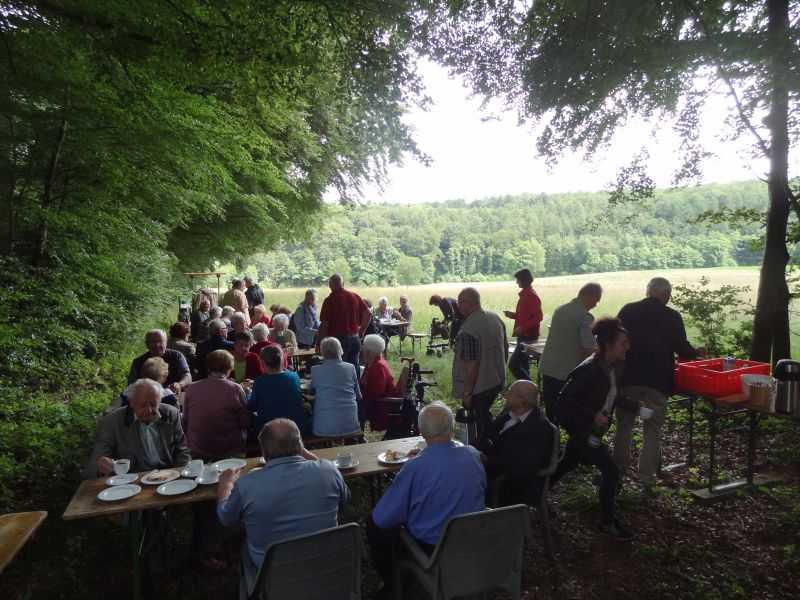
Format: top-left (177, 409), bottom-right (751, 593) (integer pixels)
top-left (504, 268), bottom-right (543, 381)
top-left (317, 274), bottom-right (372, 369)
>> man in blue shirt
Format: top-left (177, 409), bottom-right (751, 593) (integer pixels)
top-left (217, 419), bottom-right (350, 599)
top-left (367, 402), bottom-right (486, 598)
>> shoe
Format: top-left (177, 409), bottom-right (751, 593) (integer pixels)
top-left (600, 518), bottom-right (636, 541)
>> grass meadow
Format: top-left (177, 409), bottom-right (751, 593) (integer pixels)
top-left (258, 267), bottom-right (765, 404)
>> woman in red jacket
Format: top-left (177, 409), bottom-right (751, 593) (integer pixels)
top-left (360, 334), bottom-right (410, 435)
top-left (231, 330), bottom-right (265, 383)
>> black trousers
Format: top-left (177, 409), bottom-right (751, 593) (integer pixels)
top-left (541, 375), bottom-right (565, 423)
top-left (470, 384), bottom-right (502, 446)
top-left (552, 435), bottom-right (620, 524)
top-left (508, 335), bottom-right (537, 381)
top-left (366, 516), bottom-right (435, 588)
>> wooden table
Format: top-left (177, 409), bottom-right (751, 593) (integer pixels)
top-left (290, 347), bottom-right (318, 371)
top-left (0, 511), bottom-right (47, 574)
top-left (63, 436), bottom-right (421, 599)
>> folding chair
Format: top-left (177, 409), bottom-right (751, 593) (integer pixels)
top-left (248, 523), bottom-right (361, 600)
top-left (393, 505), bottom-right (529, 600)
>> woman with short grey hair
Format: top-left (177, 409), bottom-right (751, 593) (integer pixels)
top-left (268, 312), bottom-right (298, 351)
top-left (359, 334), bottom-right (410, 434)
top-left (310, 337), bottom-right (362, 437)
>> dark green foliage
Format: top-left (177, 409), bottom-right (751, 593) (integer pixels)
top-left (252, 180), bottom-right (768, 286)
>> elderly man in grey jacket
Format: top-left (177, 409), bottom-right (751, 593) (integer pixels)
top-left (84, 379), bottom-right (191, 478)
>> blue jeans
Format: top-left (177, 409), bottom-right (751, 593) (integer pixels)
top-left (508, 336), bottom-right (537, 381)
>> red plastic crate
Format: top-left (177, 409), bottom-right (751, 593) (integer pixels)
top-left (674, 358), bottom-right (770, 397)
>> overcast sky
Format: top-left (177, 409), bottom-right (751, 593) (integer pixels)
top-left (359, 60), bottom-right (796, 204)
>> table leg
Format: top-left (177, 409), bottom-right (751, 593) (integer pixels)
top-left (746, 410), bottom-right (758, 486)
top-left (130, 511), bottom-right (144, 600)
top-left (687, 395), bottom-right (695, 466)
top-left (708, 404), bottom-right (718, 494)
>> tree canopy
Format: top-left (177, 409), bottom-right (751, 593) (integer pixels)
top-left (0, 1), bottom-right (427, 390)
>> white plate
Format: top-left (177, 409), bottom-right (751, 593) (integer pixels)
top-left (258, 456), bottom-right (266, 465)
top-left (140, 469), bottom-right (181, 485)
top-left (196, 473), bottom-right (219, 485)
top-left (334, 458), bottom-right (360, 470)
top-left (156, 479), bottom-right (198, 496)
top-left (106, 474), bottom-right (139, 486)
top-left (212, 458), bottom-right (247, 472)
top-left (97, 484), bottom-right (142, 502)
top-left (378, 451), bottom-right (409, 465)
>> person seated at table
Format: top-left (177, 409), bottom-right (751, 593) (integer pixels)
top-left (310, 337), bottom-right (363, 437)
top-left (394, 294), bottom-right (413, 322)
top-left (551, 317), bottom-right (639, 541)
top-left (293, 288), bottom-right (320, 349)
top-left (221, 305), bottom-right (235, 328)
top-left (249, 345), bottom-right (309, 434)
top-left (366, 402), bottom-right (486, 598)
top-left (127, 329), bottom-right (192, 395)
top-left (267, 313), bottom-right (298, 352)
top-left (360, 334), bottom-right (411, 435)
top-left (217, 418), bottom-right (350, 599)
top-left (251, 323), bottom-right (289, 370)
top-left (269, 303), bottom-right (281, 320)
top-left (190, 296), bottom-right (212, 342)
top-left (168, 321), bottom-right (196, 369)
top-left (196, 318), bottom-right (235, 379)
top-left (120, 357), bottom-right (178, 408)
top-left (84, 378), bottom-right (191, 478)
top-left (481, 379), bottom-right (553, 506)
top-left (251, 303), bottom-right (272, 328)
top-left (374, 296), bottom-right (393, 320)
top-left (227, 311), bottom-right (250, 342)
top-left (183, 350), bottom-right (250, 461)
top-left (197, 306), bottom-right (222, 342)
top-left (232, 330), bottom-right (265, 384)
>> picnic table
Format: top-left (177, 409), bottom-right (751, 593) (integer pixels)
top-left (667, 391), bottom-right (799, 500)
top-left (63, 436), bottom-right (422, 600)
top-left (0, 511), bottom-right (47, 574)
top-left (290, 347), bottom-right (318, 371)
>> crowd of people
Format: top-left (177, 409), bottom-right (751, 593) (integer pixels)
top-left (84, 270), bottom-right (701, 598)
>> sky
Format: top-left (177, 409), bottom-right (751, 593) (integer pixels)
top-left (359, 60), bottom-right (795, 205)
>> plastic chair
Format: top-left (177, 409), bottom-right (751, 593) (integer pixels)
top-left (535, 418), bottom-right (562, 558)
top-left (249, 523), bottom-right (361, 600)
top-left (393, 505), bottom-right (529, 600)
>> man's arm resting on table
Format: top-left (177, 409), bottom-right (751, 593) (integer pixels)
top-left (216, 468), bottom-right (242, 527)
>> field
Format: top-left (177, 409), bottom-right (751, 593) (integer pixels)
top-left (261, 267), bottom-right (765, 402)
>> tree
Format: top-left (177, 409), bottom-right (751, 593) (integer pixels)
top-left (395, 255), bottom-right (424, 285)
top-left (421, 0), bottom-right (799, 363)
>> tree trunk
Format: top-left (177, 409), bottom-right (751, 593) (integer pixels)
top-left (750, 0), bottom-right (791, 365)
top-left (32, 118), bottom-right (67, 267)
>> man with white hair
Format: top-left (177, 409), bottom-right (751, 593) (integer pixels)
top-left (614, 277), bottom-right (701, 491)
top-left (127, 329), bottom-right (191, 394)
top-left (367, 402), bottom-right (486, 597)
top-left (452, 287), bottom-right (508, 445)
top-left (317, 274), bottom-right (372, 369)
top-left (84, 378), bottom-right (191, 478)
top-left (482, 380), bottom-right (554, 506)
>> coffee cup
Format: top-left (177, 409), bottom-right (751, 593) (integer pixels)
top-left (200, 465), bottom-right (218, 482)
top-left (639, 407), bottom-right (655, 420)
top-left (187, 459), bottom-right (203, 477)
top-left (113, 459), bottom-right (130, 475)
top-left (336, 451), bottom-right (354, 468)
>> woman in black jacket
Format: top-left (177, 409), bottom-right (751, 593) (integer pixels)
top-left (552, 317), bottom-right (638, 540)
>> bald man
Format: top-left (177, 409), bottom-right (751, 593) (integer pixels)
top-left (482, 380), bottom-right (554, 506)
